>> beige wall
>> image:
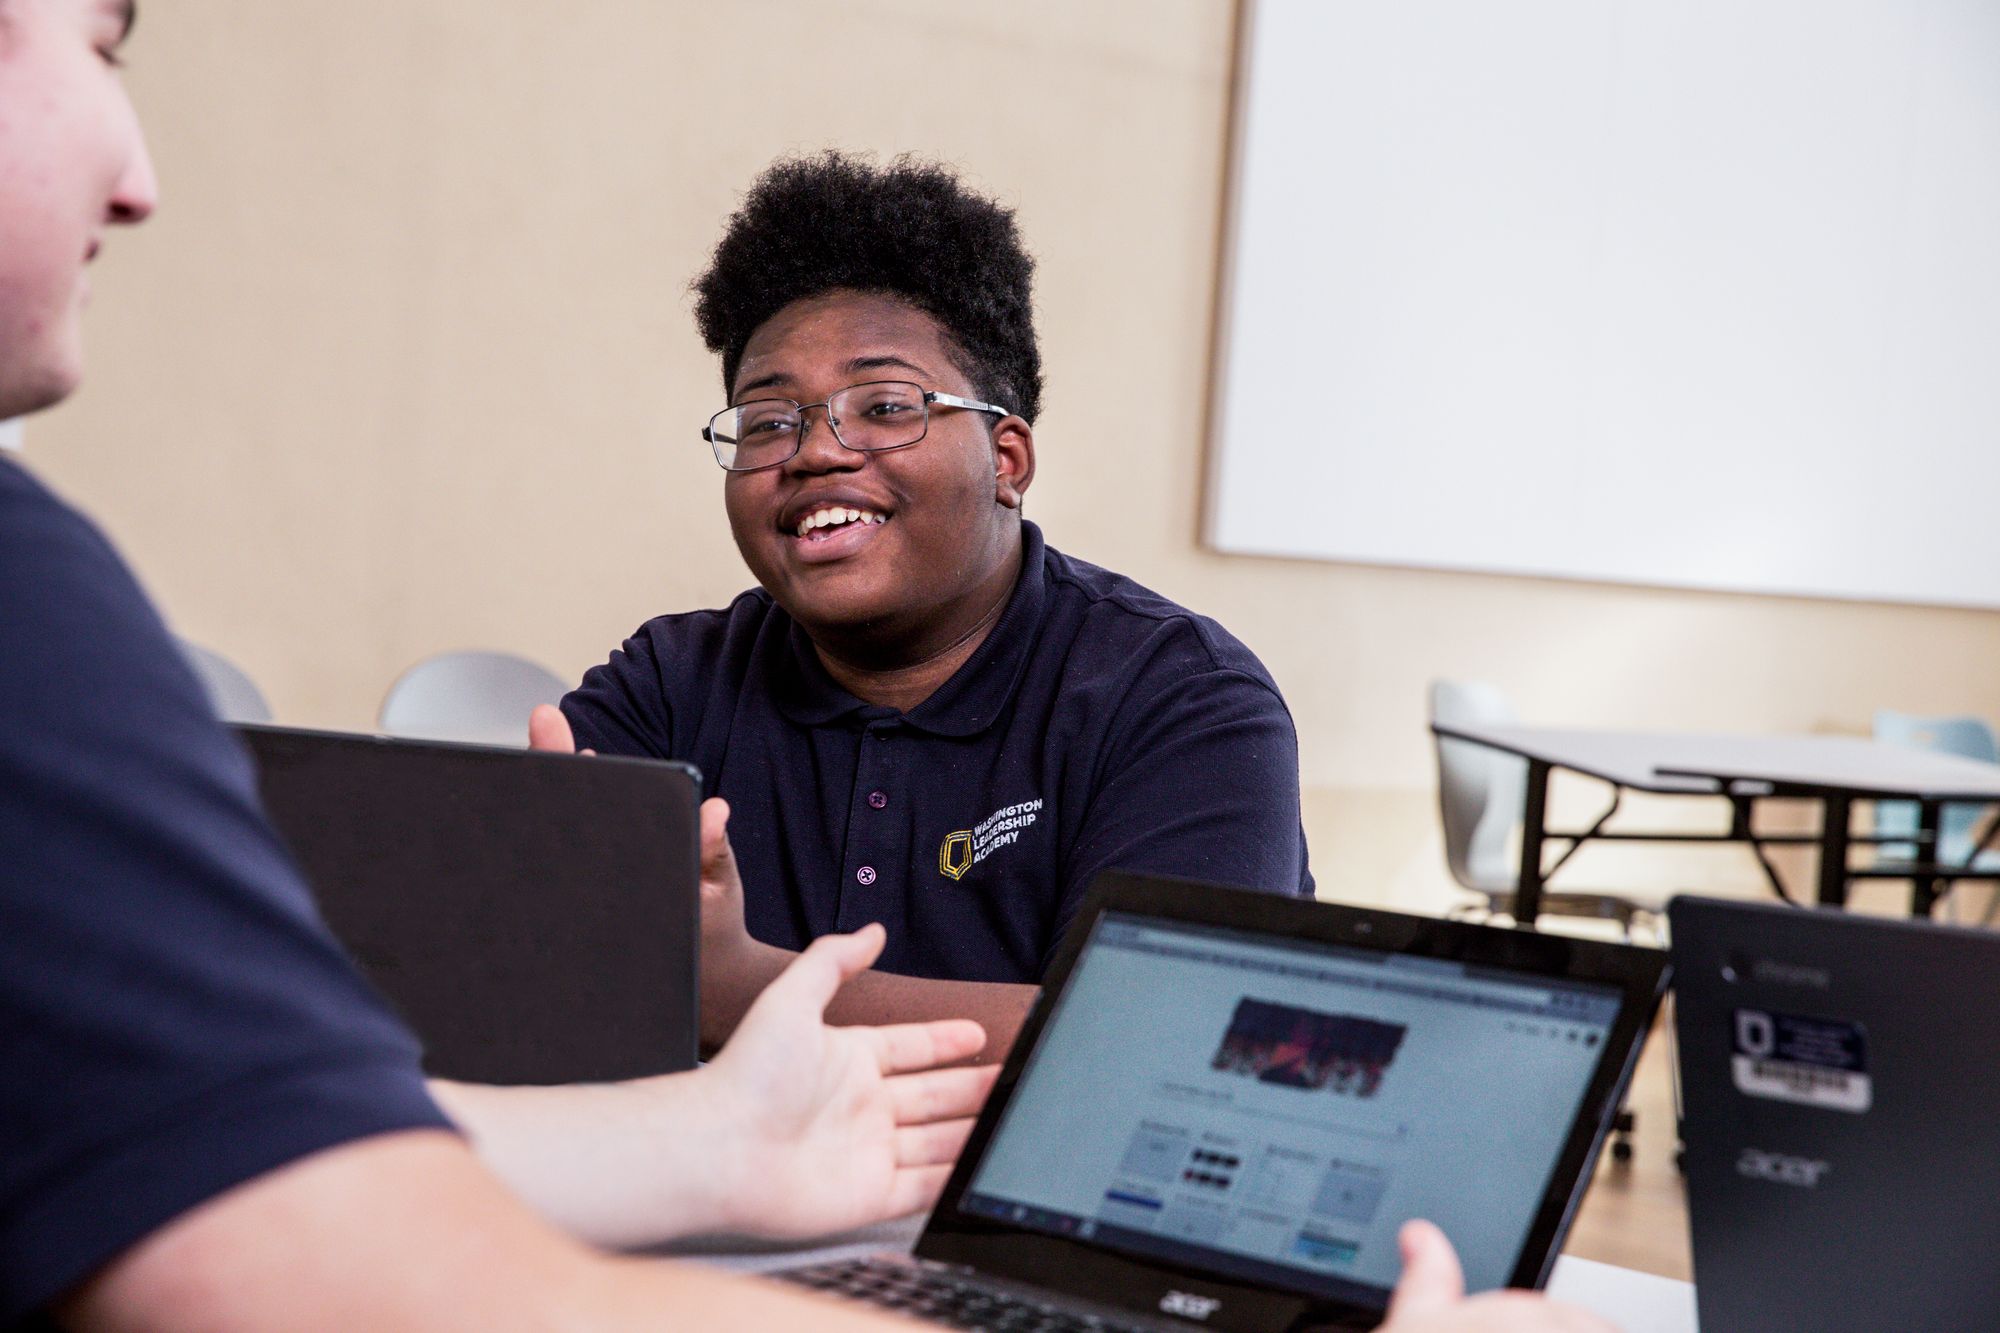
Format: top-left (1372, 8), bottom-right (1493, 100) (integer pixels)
top-left (30, 0), bottom-right (2000, 911)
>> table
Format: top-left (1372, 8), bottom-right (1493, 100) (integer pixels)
top-left (1431, 723), bottom-right (2000, 925)
top-left (677, 1213), bottom-right (1697, 1331)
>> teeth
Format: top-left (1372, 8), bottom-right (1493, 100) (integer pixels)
top-left (794, 507), bottom-right (887, 537)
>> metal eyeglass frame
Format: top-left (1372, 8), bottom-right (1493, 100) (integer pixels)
top-left (701, 379), bottom-right (1012, 472)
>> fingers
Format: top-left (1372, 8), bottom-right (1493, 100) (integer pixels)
top-left (887, 1064), bottom-right (1000, 1127)
top-left (1449, 1292), bottom-right (1620, 1332)
top-left (1386, 1219), bottom-right (1465, 1321)
top-left (866, 1018), bottom-right (989, 1075)
top-left (894, 1116), bottom-right (977, 1169)
top-left (526, 704), bottom-right (575, 752)
top-left (1528, 1295), bottom-right (1619, 1332)
top-left (1549, 1299), bottom-right (1619, 1332)
top-left (756, 925), bottom-right (888, 1016)
top-left (700, 797), bottom-right (741, 879)
top-left (1384, 1225), bottom-right (1612, 1333)
top-left (880, 1163), bottom-right (955, 1221)
top-left (700, 796), bottom-right (732, 853)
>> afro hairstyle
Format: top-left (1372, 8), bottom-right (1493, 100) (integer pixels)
top-left (692, 152), bottom-right (1043, 425)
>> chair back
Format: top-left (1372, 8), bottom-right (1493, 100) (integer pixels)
top-left (379, 650), bottom-right (569, 748)
top-left (177, 639), bottom-right (273, 725)
top-left (1429, 680), bottom-right (1526, 893)
top-left (1873, 710), bottom-right (2000, 860)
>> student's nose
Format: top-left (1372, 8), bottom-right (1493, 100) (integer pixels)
top-left (788, 404), bottom-right (861, 474)
top-left (109, 98), bottom-right (159, 225)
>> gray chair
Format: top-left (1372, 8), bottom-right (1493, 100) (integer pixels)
top-left (1871, 710), bottom-right (2000, 867)
top-left (1429, 679), bottom-right (1665, 939)
top-left (176, 639), bottom-right (273, 725)
top-left (1430, 678), bottom-right (1666, 1164)
top-left (378, 650), bottom-right (569, 748)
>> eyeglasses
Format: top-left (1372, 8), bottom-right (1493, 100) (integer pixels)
top-left (702, 379), bottom-right (1011, 472)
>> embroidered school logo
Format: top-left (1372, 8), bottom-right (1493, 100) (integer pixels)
top-left (938, 831), bottom-right (973, 881)
top-left (937, 798), bottom-right (1043, 881)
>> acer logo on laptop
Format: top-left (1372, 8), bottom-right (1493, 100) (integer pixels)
top-left (1160, 1290), bottom-right (1222, 1320)
top-left (1737, 1147), bottom-right (1830, 1187)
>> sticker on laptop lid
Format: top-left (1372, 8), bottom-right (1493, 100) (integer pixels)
top-left (1731, 1008), bottom-right (1870, 1113)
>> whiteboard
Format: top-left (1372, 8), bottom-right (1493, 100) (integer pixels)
top-left (1207, 0), bottom-right (2000, 608)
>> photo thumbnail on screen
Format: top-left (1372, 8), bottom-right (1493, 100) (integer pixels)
top-left (1211, 998), bottom-right (1407, 1097)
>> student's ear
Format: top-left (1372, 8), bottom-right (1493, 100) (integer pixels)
top-left (992, 416), bottom-right (1035, 511)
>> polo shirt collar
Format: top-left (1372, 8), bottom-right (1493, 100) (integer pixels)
top-left (768, 521), bottom-right (1050, 737)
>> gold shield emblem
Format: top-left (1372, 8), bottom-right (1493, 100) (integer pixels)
top-left (938, 830), bottom-right (973, 881)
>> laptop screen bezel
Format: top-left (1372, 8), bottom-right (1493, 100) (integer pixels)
top-left (915, 870), bottom-right (1671, 1329)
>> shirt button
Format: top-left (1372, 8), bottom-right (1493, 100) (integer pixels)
top-left (856, 865), bottom-right (878, 886)
top-left (868, 790), bottom-right (888, 809)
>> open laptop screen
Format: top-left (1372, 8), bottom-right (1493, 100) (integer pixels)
top-left (959, 911), bottom-right (1623, 1307)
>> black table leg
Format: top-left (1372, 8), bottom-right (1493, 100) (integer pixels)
top-left (1913, 800), bottom-right (1944, 917)
top-left (1516, 759), bottom-right (1552, 928)
top-left (1817, 796), bottom-right (1852, 909)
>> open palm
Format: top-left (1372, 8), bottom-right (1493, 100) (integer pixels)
top-left (703, 926), bottom-right (998, 1238)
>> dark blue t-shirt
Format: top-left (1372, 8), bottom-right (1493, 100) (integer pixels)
top-left (564, 522), bottom-right (1313, 982)
top-left (0, 459), bottom-right (449, 1324)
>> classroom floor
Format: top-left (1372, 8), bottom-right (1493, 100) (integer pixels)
top-left (1562, 1011), bottom-right (1691, 1281)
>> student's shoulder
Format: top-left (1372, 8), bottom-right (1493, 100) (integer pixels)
top-left (0, 457), bottom-right (133, 588)
top-left (1040, 541), bottom-right (1283, 696)
top-left (568, 589), bottom-right (787, 754)
top-left (584, 589), bottom-right (786, 706)
top-left (618, 587), bottom-right (782, 660)
top-left (0, 459), bottom-right (177, 673)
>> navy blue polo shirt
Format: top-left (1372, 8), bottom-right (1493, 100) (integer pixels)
top-left (0, 459), bottom-right (449, 1325)
top-left (564, 521), bottom-right (1314, 983)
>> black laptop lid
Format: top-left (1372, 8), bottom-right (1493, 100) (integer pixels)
top-left (238, 724), bottom-right (700, 1086)
top-left (1672, 895), bottom-right (2000, 1331)
top-left (918, 872), bottom-right (1670, 1332)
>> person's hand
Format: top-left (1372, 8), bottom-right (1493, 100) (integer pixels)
top-left (701, 925), bottom-right (999, 1238)
top-left (693, 795), bottom-right (761, 975)
top-left (1381, 1222), bottom-right (1617, 1332)
top-left (527, 703), bottom-right (592, 755)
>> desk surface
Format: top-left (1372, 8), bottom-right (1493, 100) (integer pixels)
top-left (676, 1213), bottom-right (1697, 1332)
top-left (1436, 723), bottom-right (2000, 801)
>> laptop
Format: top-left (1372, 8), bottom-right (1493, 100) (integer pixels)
top-left (781, 871), bottom-right (1669, 1331)
top-left (1672, 895), bottom-right (2000, 1331)
top-left (236, 724), bottom-right (701, 1086)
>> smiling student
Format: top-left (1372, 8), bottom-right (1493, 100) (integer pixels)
top-left (543, 153), bottom-right (1316, 1059)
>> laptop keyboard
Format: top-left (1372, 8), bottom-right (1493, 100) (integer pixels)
top-left (779, 1256), bottom-right (1157, 1332)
